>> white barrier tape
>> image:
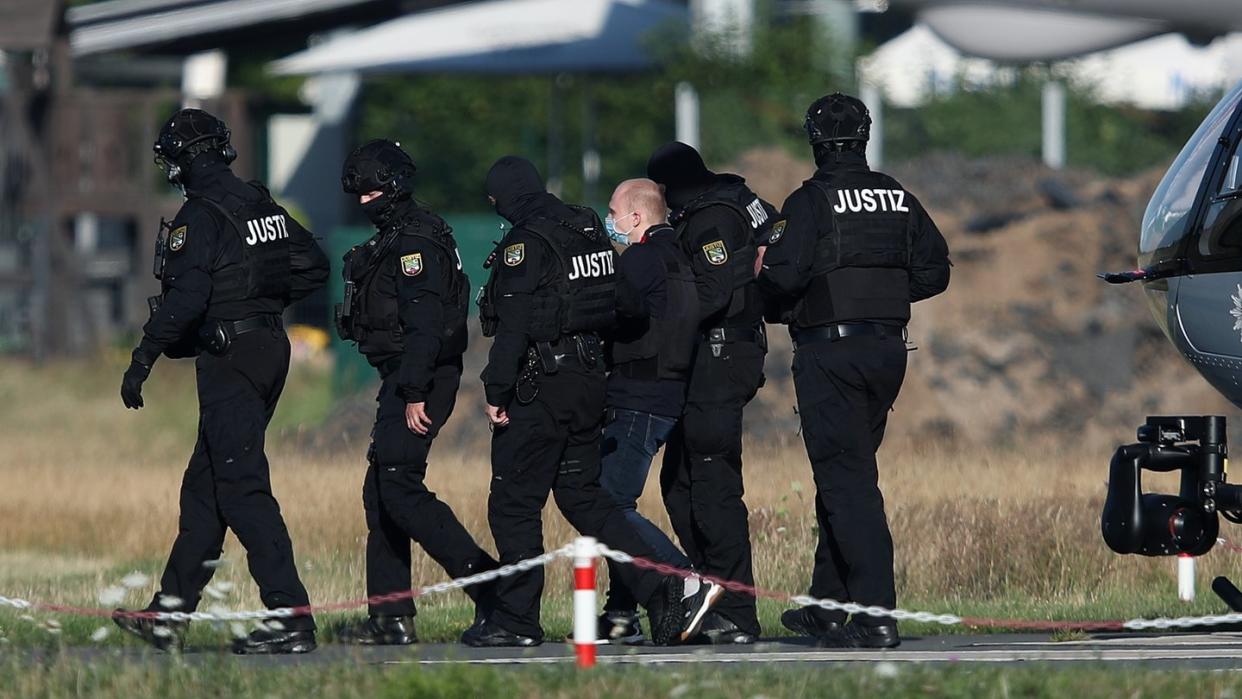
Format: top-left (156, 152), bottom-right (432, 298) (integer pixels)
top-left (0, 545), bottom-right (575, 623)
top-left (9, 538), bottom-right (1242, 633)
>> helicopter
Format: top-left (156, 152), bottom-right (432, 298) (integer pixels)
top-left (889, 0), bottom-right (1242, 62)
top-left (1099, 80), bottom-right (1242, 614)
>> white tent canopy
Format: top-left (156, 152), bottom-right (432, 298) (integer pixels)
top-left (270, 0), bottom-right (687, 75)
top-left (860, 23), bottom-right (1242, 110)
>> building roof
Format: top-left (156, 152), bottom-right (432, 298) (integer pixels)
top-left (270, 0), bottom-right (687, 75)
top-left (66, 0), bottom-right (395, 56)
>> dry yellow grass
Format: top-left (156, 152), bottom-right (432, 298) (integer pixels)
top-left (1, 354), bottom-right (1239, 638)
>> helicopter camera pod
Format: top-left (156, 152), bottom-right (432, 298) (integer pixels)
top-left (1101, 416), bottom-right (1227, 557)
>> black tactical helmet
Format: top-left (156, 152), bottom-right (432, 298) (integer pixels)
top-left (153, 108), bottom-right (235, 185)
top-left (804, 93), bottom-right (871, 147)
top-left (341, 139), bottom-right (417, 197)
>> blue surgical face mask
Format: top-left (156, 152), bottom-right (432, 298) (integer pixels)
top-left (606, 212), bottom-right (638, 246)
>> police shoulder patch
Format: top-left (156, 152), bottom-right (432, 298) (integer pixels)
top-left (702, 240), bottom-right (728, 266)
top-left (169, 225), bottom-right (187, 252)
top-left (400, 252), bottom-right (423, 277)
top-left (767, 220), bottom-right (787, 245)
top-left (504, 243), bottom-right (525, 267)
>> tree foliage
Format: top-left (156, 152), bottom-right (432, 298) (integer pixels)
top-left (345, 15), bottom-right (1216, 208)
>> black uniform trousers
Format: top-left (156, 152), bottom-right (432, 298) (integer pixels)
top-left (660, 338), bottom-right (765, 636)
top-left (364, 360), bottom-right (495, 616)
top-left (487, 361), bottom-right (671, 640)
top-left (152, 327), bottom-right (315, 630)
top-left (792, 334), bottom-right (907, 625)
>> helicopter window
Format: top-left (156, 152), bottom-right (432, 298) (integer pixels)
top-left (1221, 153), bottom-right (1242, 197)
top-left (1198, 129), bottom-right (1242, 260)
top-left (1140, 84), bottom-right (1242, 257)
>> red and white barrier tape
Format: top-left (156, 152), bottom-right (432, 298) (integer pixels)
top-left (0, 545), bottom-right (574, 623)
top-left (594, 543), bottom-right (1242, 633)
top-left (9, 537), bottom-right (1242, 650)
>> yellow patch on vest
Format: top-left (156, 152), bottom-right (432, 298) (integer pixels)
top-left (702, 240), bottom-right (728, 266)
top-left (504, 243), bottom-right (525, 267)
top-left (169, 225), bottom-right (187, 252)
top-left (400, 253), bottom-right (423, 277)
top-left (767, 220), bottom-right (787, 245)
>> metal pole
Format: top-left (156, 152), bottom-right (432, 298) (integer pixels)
top-left (573, 537), bottom-right (598, 668)
top-left (861, 83), bottom-right (883, 169)
top-left (581, 89), bottom-right (600, 206)
top-left (1042, 81), bottom-right (1066, 170)
top-left (1178, 554), bottom-right (1196, 602)
top-left (675, 82), bottom-right (700, 149)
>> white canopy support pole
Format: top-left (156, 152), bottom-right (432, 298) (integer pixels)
top-left (861, 82), bottom-right (883, 170)
top-left (1178, 554), bottom-right (1196, 603)
top-left (675, 82), bottom-right (700, 149)
top-left (181, 50), bottom-right (226, 108)
top-left (1042, 80), bottom-right (1066, 170)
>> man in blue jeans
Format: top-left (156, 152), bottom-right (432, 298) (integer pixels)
top-left (596, 179), bottom-right (711, 643)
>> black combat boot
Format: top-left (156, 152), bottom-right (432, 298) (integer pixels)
top-left (564, 609), bottom-right (645, 645)
top-left (648, 577), bottom-right (725, 646)
top-left (460, 619), bottom-right (542, 647)
top-left (780, 606), bottom-right (844, 638)
top-left (112, 609), bottom-right (187, 652)
top-left (596, 610), bottom-right (645, 644)
top-left (815, 620), bottom-right (900, 649)
top-left (693, 611), bottom-right (757, 645)
top-left (232, 626), bottom-right (318, 655)
top-left (338, 615), bottom-right (417, 645)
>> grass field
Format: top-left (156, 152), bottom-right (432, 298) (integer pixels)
top-left (3, 353), bottom-right (1242, 696)
top-left (8, 658), bottom-right (1242, 699)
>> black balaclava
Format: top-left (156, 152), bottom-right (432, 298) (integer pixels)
top-left (342, 139), bottom-right (417, 228)
top-left (153, 108), bottom-right (236, 193)
top-left (646, 141), bottom-right (716, 210)
top-left (180, 152), bottom-right (231, 194)
top-left (486, 156), bottom-right (564, 226)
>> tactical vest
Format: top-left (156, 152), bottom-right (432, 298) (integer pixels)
top-left (609, 238), bottom-right (699, 381)
top-left (674, 179), bottom-right (775, 319)
top-left (479, 206), bottom-right (616, 343)
top-left (793, 171), bottom-right (914, 327)
top-left (340, 213), bottom-right (470, 363)
top-left (192, 183), bottom-right (292, 306)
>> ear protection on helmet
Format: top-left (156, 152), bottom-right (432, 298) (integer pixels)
top-left (153, 109), bottom-right (236, 185)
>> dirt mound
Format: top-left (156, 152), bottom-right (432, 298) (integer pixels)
top-left (731, 148), bottom-right (1236, 450)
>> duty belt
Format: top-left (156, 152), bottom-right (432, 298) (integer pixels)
top-left (199, 314), bottom-right (283, 356)
top-left (535, 333), bottom-right (602, 373)
top-left (226, 314), bottom-right (284, 336)
top-left (792, 322), bottom-right (905, 347)
top-left (702, 326), bottom-right (764, 344)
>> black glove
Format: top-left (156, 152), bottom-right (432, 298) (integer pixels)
top-left (121, 358), bottom-right (152, 410)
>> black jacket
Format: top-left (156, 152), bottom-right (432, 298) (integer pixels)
top-left (136, 158), bottom-right (329, 364)
top-left (758, 152), bottom-right (950, 322)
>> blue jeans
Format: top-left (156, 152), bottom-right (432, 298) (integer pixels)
top-left (600, 408), bottom-right (691, 611)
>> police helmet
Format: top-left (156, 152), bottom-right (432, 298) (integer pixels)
top-left (804, 93), bottom-right (871, 147)
top-left (153, 109), bottom-right (236, 185)
top-left (341, 140), bottom-right (417, 198)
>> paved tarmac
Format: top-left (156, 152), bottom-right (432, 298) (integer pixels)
top-left (23, 633), bottom-right (1242, 670)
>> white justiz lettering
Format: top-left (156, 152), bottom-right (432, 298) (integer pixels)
top-left (244, 215), bottom-right (290, 246)
top-left (745, 198), bottom-right (769, 229)
top-left (567, 251), bottom-right (615, 281)
top-left (832, 189), bottom-right (908, 214)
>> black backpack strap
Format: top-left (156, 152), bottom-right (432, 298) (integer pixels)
top-left (189, 194), bottom-right (247, 234)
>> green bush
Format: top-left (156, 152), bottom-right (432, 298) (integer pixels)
top-left (885, 70), bottom-right (1219, 174)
